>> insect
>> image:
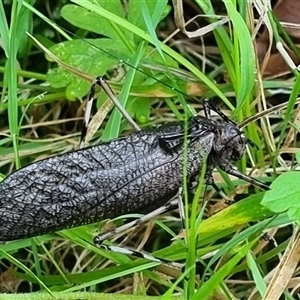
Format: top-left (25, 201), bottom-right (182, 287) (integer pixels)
top-left (0, 75), bottom-right (268, 242)
top-left (0, 27), bottom-right (270, 247)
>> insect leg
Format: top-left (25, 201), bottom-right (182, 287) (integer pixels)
top-left (79, 80), bottom-right (97, 148)
top-left (177, 187), bottom-right (190, 247)
top-left (221, 165), bottom-right (269, 190)
top-left (203, 98), bottom-right (212, 119)
top-left (210, 182), bottom-right (234, 204)
top-left (100, 244), bottom-right (183, 268)
top-left (94, 198), bottom-right (179, 245)
top-left (95, 76), bottom-right (141, 132)
top-left (79, 76), bottom-right (141, 148)
top-left (94, 198), bottom-right (181, 266)
top-left (197, 166), bottom-right (234, 204)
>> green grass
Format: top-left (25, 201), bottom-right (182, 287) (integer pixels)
top-left (0, 1), bottom-right (300, 299)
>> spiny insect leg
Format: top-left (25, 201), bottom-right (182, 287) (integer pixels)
top-left (94, 198), bottom-right (179, 245)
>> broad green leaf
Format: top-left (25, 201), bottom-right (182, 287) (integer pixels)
top-left (46, 39), bottom-right (131, 100)
top-left (261, 172), bottom-right (300, 221)
top-left (62, 3), bottom-right (126, 40)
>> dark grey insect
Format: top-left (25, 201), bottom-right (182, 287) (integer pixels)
top-left (0, 100), bottom-right (268, 242)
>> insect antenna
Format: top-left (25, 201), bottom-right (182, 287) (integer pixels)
top-left (239, 99), bottom-right (300, 128)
